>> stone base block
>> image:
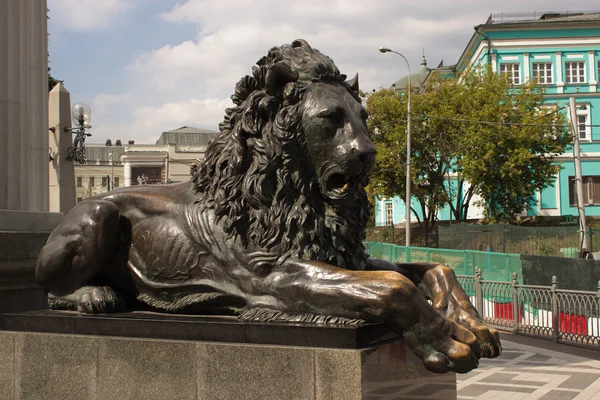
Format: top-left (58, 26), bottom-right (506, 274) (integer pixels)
top-left (0, 232), bottom-right (50, 313)
top-left (0, 210), bottom-right (62, 232)
top-left (0, 312), bottom-right (457, 399)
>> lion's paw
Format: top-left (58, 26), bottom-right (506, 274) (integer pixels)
top-left (403, 316), bottom-right (482, 374)
top-left (75, 286), bottom-right (125, 313)
top-left (430, 292), bottom-right (502, 359)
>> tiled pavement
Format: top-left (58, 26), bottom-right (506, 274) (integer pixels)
top-left (458, 335), bottom-right (600, 399)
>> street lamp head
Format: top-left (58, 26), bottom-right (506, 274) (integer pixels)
top-left (379, 47), bottom-right (392, 53)
top-left (71, 102), bottom-right (91, 126)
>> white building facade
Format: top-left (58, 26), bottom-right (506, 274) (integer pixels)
top-left (74, 127), bottom-right (217, 202)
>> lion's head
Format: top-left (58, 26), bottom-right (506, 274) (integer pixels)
top-left (193, 39), bottom-right (376, 270)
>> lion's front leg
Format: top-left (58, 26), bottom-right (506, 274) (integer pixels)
top-left (247, 259), bottom-right (481, 373)
top-left (366, 258), bottom-right (501, 359)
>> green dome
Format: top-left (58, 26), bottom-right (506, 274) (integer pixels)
top-left (391, 54), bottom-right (430, 90)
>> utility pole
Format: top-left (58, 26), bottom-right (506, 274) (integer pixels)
top-left (568, 97), bottom-right (589, 251)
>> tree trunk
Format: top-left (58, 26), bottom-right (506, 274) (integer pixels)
top-left (461, 184), bottom-right (475, 221)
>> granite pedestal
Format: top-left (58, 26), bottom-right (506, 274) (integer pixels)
top-left (0, 311), bottom-right (457, 400)
top-left (0, 231), bottom-right (51, 314)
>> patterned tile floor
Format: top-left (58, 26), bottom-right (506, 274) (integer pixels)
top-left (458, 335), bottom-right (600, 400)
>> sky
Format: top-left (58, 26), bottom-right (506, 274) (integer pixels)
top-left (48, 0), bottom-right (600, 144)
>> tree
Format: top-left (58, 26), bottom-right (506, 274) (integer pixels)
top-left (452, 67), bottom-right (570, 222)
top-left (367, 82), bottom-right (454, 246)
top-left (366, 66), bottom-right (571, 239)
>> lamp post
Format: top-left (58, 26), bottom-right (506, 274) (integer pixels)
top-left (379, 47), bottom-right (412, 247)
top-left (65, 102), bottom-right (92, 164)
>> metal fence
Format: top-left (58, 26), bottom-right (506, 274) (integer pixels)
top-left (438, 223), bottom-right (600, 257)
top-left (458, 268), bottom-right (600, 349)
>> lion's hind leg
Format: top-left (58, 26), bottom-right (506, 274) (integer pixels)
top-left (36, 200), bottom-right (128, 313)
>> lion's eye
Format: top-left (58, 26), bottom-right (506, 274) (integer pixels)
top-left (330, 114), bottom-right (344, 126)
top-left (317, 110), bottom-right (344, 127)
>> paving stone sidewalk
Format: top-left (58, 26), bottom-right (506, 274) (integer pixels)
top-left (458, 337), bottom-right (600, 400)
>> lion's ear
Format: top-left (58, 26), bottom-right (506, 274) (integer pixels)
top-left (232, 76), bottom-right (259, 105)
top-left (266, 63), bottom-right (299, 96)
top-left (347, 73), bottom-right (359, 92)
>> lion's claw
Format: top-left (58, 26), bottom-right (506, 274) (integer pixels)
top-left (461, 316), bottom-right (502, 359)
top-left (479, 326), bottom-right (502, 358)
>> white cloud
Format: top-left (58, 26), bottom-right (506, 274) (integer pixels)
top-left (132, 98), bottom-right (232, 131)
top-left (131, 0), bottom-right (490, 100)
top-left (65, 0), bottom-right (600, 144)
top-left (92, 98), bottom-right (232, 144)
top-left (48, 0), bottom-right (131, 31)
top-left (92, 94), bottom-right (131, 115)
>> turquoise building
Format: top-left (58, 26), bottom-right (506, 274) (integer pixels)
top-left (375, 11), bottom-right (600, 227)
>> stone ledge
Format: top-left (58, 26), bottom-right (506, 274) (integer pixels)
top-left (0, 310), bottom-right (399, 349)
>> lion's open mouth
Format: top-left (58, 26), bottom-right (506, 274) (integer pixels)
top-left (326, 173), bottom-right (362, 197)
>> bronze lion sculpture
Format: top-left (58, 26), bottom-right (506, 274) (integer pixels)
top-left (36, 39), bottom-right (500, 373)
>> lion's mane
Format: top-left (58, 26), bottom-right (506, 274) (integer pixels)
top-left (192, 40), bottom-right (369, 271)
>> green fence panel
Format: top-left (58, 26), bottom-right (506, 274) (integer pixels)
top-left (364, 241), bottom-right (523, 283)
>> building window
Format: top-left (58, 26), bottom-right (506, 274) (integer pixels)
top-left (385, 203), bottom-right (393, 226)
top-left (102, 176), bottom-right (108, 187)
top-left (578, 115), bottom-right (587, 139)
top-left (576, 106), bottom-right (591, 141)
top-left (77, 197), bottom-right (83, 203)
top-left (532, 62), bottom-right (552, 84)
top-left (565, 61), bottom-right (585, 83)
top-left (76, 177), bottom-right (82, 187)
top-left (569, 176), bottom-right (600, 206)
top-left (114, 177), bottom-right (120, 188)
top-left (500, 63), bottom-right (520, 84)
top-left (89, 177), bottom-right (95, 187)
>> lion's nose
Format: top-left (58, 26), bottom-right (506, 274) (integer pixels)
top-left (353, 140), bottom-right (376, 166)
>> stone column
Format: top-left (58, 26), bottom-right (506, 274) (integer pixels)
top-left (0, 0), bottom-right (61, 313)
top-left (124, 161), bottom-right (132, 187)
top-left (523, 52), bottom-right (530, 82)
top-left (589, 50), bottom-right (597, 92)
top-left (555, 52), bottom-right (564, 94)
top-left (48, 83), bottom-right (76, 214)
top-left (0, 0), bottom-right (50, 217)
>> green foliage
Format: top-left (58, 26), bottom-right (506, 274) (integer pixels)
top-left (366, 66), bottom-right (571, 227)
top-left (48, 69), bottom-right (63, 92)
